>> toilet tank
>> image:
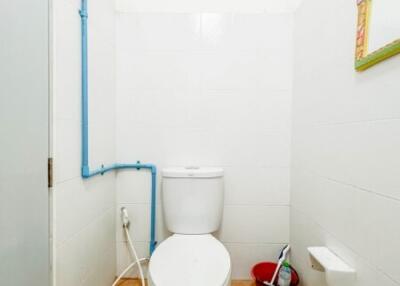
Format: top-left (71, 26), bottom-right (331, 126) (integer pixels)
top-left (162, 167), bottom-right (224, 234)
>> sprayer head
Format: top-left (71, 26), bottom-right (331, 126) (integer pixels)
top-left (121, 207), bottom-right (130, 228)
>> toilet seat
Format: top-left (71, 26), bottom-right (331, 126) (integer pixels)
top-left (148, 234), bottom-right (231, 286)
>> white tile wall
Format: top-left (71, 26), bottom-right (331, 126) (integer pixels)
top-left (52, 0), bottom-right (116, 285)
top-left (291, 0), bottom-right (400, 285)
top-left (56, 209), bottom-right (116, 286)
top-left (115, 0), bottom-right (296, 13)
top-left (218, 206), bottom-right (289, 244)
top-left (116, 11), bottom-right (293, 279)
top-left (225, 243), bottom-right (289, 278)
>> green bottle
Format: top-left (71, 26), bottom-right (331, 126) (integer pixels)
top-left (278, 261), bottom-right (291, 286)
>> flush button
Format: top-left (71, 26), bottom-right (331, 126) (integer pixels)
top-left (185, 166), bottom-right (200, 170)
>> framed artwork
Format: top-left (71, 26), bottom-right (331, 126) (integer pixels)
top-left (355, 0), bottom-right (400, 71)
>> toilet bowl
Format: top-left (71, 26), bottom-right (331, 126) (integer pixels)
top-left (149, 234), bottom-right (231, 286)
top-left (148, 167), bottom-right (231, 286)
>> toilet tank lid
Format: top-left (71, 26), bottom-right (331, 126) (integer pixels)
top-left (162, 167), bottom-right (224, 178)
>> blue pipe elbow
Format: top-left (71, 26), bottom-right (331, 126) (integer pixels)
top-left (82, 165), bottom-right (90, 178)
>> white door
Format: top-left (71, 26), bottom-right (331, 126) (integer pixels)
top-left (0, 0), bottom-right (50, 285)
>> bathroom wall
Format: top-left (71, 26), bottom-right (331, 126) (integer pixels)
top-left (290, 0), bottom-right (400, 285)
top-left (115, 0), bottom-right (299, 13)
top-left (115, 6), bottom-right (293, 279)
top-left (52, 0), bottom-right (116, 285)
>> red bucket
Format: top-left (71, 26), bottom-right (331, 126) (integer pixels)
top-left (251, 262), bottom-right (300, 286)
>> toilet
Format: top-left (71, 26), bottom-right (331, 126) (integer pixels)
top-left (148, 167), bottom-right (231, 286)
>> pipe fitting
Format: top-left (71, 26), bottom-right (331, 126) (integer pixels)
top-left (79, 10), bottom-right (88, 19)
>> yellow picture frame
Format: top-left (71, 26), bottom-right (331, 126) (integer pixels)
top-left (355, 0), bottom-right (400, 71)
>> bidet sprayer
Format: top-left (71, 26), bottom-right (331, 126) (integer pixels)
top-left (121, 207), bottom-right (130, 228)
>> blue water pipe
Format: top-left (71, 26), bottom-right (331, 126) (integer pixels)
top-left (79, 0), bottom-right (157, 255)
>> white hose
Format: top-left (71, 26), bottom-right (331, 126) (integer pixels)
top-left (124, 226), bottom-right (146, 286)
top-left (111, 258), bottom-right (148, 286)
top-left (111, 222), bottom-right (147, 286)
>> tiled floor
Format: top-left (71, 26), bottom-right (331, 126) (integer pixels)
top-left (116, 279), bottom-right (256, 286)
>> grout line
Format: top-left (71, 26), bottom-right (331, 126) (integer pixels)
top-left (290, 205), bottom-right (395, 280)
top-left (116, 239), bottom-right (290, 246)
top-left (293, 166), bottom-right (400, 203)
top-left (54, 175), bottom-right (81, 185)
top-left (115, 11), bottom-right (296, 15)
top-left (56, 206), bottom-right (116, 248)
top-left (224, 204), bottom-right (290, 207)
top-left (324, 176), bottom-right (400, 203)
top-left (293, 117), bottom-right (400, 128)
top-left (222, 241), bottom-right (289, 245)
top-left (380, 272), bottom-right (400, 286)
top-left (55, 169), bottom-right (116, 185)
top-left (117, 202), bottom-right (290, 207)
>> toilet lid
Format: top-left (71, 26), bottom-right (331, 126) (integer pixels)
top-left (149, 234), bottom-right (231, 286)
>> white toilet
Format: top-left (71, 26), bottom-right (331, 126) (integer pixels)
top-left (148, 167), bottom-right (231, 286)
